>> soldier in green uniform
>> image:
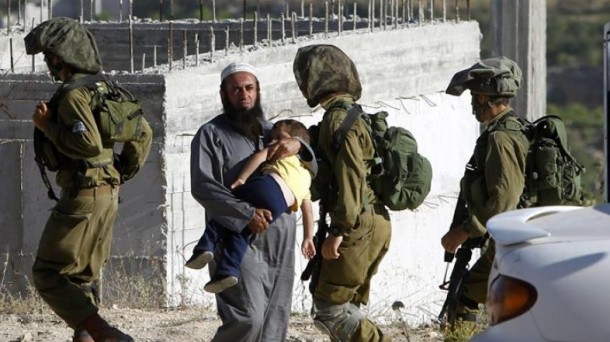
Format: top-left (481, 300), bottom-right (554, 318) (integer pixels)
top-left (25, 18), bottom-right (152, 342)
top-left (293, 45), bottom-right (392, 341)
top-left (441, 57), bottom-right (529, 322)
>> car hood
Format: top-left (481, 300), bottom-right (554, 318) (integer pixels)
top-left (487, 203), bottom-right (610, 247)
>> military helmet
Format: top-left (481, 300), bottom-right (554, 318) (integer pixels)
top-left (446, 56), bottom-right (522, 97)
top-left (293, 44), bottom-right (361, 108)
top-left (24, 17), bottom-right (102, 74)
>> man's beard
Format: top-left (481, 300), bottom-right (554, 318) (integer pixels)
top-left (222, 93), bottom-right (265, 141)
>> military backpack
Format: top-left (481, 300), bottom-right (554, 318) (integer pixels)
top-left (34, 74), bottom-right (147, 200)
top-left (311, 104), bottom-right (433, 211)
top-left (517, 115), bottom-right (585, 207)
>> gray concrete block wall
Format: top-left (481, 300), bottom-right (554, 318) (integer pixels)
top-left (0, 143), bottom-right (25, 290)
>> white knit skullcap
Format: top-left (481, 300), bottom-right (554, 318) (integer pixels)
top-left (220, 62), bottom-right (258, 82)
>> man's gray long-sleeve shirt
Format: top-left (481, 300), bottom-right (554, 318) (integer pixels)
top-left (190, 113), bottom-right (316, 342)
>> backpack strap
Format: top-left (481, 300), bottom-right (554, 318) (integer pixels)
top-left (489, 110), bottom-right (528, 133)
top-left (48, 74), bottom-right (106, 110)
top-left (65, 73), bottom-right (105, 91)
top-left (331, 103), bottom-right (374, 211)
top-left (333, 104), bottom-right (364, 150)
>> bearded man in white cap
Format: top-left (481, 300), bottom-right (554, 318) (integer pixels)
top-left (190, 61), bottom-right (317, 341)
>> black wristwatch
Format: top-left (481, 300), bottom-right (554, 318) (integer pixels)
top-left (329, 227), bottom-right (344, 237)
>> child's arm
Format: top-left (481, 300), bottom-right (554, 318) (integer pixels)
top-left (300, 198), bottom-right (316, 259)
top-left (230, 147), bottom-right (270, 189)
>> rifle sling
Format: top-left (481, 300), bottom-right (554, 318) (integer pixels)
top-left (34, 156), bottom-right (59, 201)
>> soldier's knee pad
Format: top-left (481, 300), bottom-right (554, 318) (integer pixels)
top-left (313, 301), bottom-right (364, 341)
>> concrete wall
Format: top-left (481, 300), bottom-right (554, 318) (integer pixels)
top-left (0, 20), bottom-right (481, 326)
top-left (84, 20), bottom-right (372, 72)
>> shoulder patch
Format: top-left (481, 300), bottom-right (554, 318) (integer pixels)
top-left (72, 121), bottom-right (87, 134)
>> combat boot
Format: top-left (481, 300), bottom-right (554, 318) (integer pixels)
top-left (77, 312), bottom-right (134, 342)
top-left (73, 329), bottom-right (94, 342)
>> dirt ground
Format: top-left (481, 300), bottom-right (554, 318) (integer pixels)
top-left (0, 306), bottom-right (445, 342)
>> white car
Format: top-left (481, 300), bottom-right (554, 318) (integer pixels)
top-left (470, 203), bottom-right (610, 342)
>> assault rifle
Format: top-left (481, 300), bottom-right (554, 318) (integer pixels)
top-left (437, 159), bottom-right (485, 327)
top-left (301, 210), bottom-right (328, 294)
top-left (438, 237), bottom-right (486, 328)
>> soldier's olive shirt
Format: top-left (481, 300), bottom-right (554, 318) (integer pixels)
top-left (318, 94), bottom-right (378, 233)
top-left (461, 108), bottom-right (530, 237)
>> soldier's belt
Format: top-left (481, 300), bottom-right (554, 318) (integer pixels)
top-left (62, 184), bottom-right (116, 198)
